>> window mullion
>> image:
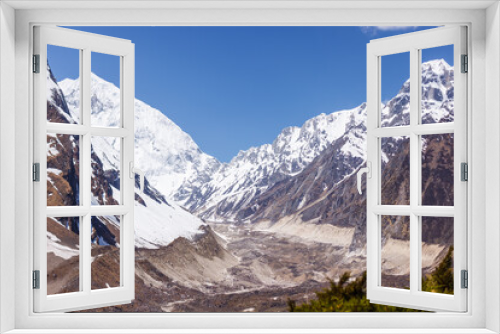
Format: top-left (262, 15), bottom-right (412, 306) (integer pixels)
top-left (409, 47), bottom-right (420, 294)
top-left (81, 48), bottom-right (92, 294)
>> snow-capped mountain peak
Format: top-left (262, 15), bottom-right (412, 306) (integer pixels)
top-left (59, 74), bottom-right (222, 200)
top-left (177, 59), bottom-right (454, 221)
top-left (422, 58), bottom-right (453, 76)
top-left (176, 103), bottom-right (368, 220)
top-left (60, 59), bottom-right (454, 224)
top-left (51, 67), bottom-right (206, 249)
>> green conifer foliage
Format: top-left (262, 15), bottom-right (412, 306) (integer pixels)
top-left (421, 246), bottom-right (454, 295)
top-left (289, 247), bottom-right (454, 312)
top-left (288, 272), bottom-right (419, 312)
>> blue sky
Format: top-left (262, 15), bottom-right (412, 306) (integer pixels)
top-left (49, 26), bottom-right (452, 162)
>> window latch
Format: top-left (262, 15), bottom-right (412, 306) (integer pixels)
top-left (356, 161), bottom-right (372, 195)
top-left (130, 162), bottom-right (145, 193)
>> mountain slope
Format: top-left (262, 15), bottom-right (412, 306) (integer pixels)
top-left (59, 75), bottom-right (222, 200)
top-left (47, 58), bottom-right (456, 311)
top-left (179, 104), bottom-right (366, 221)
top-left (230, 59), bottom-right (455, 282)
top-left (58, 59), bottom-right (454, 235)
top-left (237, 59), bottom-right (454, 222)
top-left (191, 59), bottom-right (454, 223)
top-left (60, 75), bottom-right (367, 222)
top-left (48, 67), bottom-right (205, 250)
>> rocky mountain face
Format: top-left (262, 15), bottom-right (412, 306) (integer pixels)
top-left (53, 57), bottom-right (456, 249)
top-left (46, 63), bottom-right (232, 298)
top-left (192, 105), bottom-right (365, 221)
top-left (48, 66), bottom-right (207, 249)
top-left (59, 75), bottom-right (222, 201)
top-left (183, 106), bottom-right (367, 221)
top-left (57, 60), bottom-right (454, 230)
top-left (214, 60), bottom-right (454, 291)
top-left (235, 110), bottom-right (366, 223)
top-left (186, 60), bottom-right (455, 229)
top-left (176, 61), bottom-right (453, 226)
top-left (59, 73), bottom-right (367, 222)
top-left (234, 59), bottom-right (455, 241)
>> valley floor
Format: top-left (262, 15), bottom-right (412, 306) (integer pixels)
top-left (53, 215), bottom-right (449, 313)
top-left (77, 220), bottom-right (366, 313)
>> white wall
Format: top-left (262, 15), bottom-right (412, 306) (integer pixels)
top-left (1, 3), bottom-right (496, 332)
top-left (0, 2), bottom-right (16, 333)
top-left (486, 2), bottom-right (500, 333)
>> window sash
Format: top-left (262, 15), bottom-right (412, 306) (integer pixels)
top-left (33, 26), bottom-right (136, 313)
top-left (366, 26), bottom-right (468, 312)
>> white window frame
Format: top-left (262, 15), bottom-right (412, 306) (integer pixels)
top-left (33, 26), bottom-right (136, 312)
top-left (1, 2), bottom-right (498, 333)
top-left (365, 26), bottom-right (467, 312)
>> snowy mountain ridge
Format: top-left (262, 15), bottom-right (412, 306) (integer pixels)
top-left (51, 70), bottom-right (205, 249)
top-left (179, 104), bottom-right (368, 220)
top-left (59, 74), bottom-right (222, 200)
top-left (182, 59), bottom-right (453, 220)
top-left (59, 73), bottom-right (368, 220)
top-left (59, 59), bottom-right (453, 223)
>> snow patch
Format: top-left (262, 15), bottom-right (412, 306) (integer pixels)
top-left (47, 232), bottom-right (79, 260)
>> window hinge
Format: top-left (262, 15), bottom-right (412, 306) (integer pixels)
top-left (461, 162), bottom-right (468, 181)
top-left (33, 54), bottom-right (40, 73)
top-left (33, 163), bottom-right (40, 182)
top-left (461, 270), bottom-right (468, 289)
top-left (461, 54), bottom-right (468, 73)
top-left (33, 270), bottom-right (40, 289)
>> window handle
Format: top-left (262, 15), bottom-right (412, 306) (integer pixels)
top-left (129, 162), bottom-right (145, 193)
top-left (356, 161), bottom-right (371, 195)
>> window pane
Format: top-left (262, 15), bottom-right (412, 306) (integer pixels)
top-left (91, 52), bottom-right (121, 127)
top-left (381, 136), bottom-right (410, 205)
top-left (381, 215), bottom-right (410, 289)
top-left (91, 137), bottom-right (121, 205)
top-left (47, 45), bottom-right (80, 124)
top-left (381, 52), bottom-right (410, 127)
top-left (47, 133), bottom-right (80, 206)
top-left (421, 133), bottom-right (454, 206)
top-left (421, 217), bottom-right (454, 295)
top-left (91, 216), bottom-right (121, 290)
top-left (421, 45), bottom-right (454, 124)
top-left (47, 217), bottom-right (80, 295)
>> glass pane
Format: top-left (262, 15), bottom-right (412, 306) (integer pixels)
top-left (91, 216), bottom-right (121, 290)
top-left (91, 52), bottom-right (121, 127)
top-left (91, 137), bottom-right (121, 205)
top-left (381, 52), bottom-right (410, 127)
top-left (47, 45), bottom-right (80, 124)
top-left (381, 136), bottom-right (410, 205)
top-left (421, 45), bottom-right (454, 124)
top-left (47, 133), bottom-right (80, 206)
top-left (421, 217), bottom-right (454, 295)
top-left (381, 215), bottom-right (410, 289)
top-left (421, 133), bottom-right (454, 206)
top-left (47, 217), bottom-right (80, 295)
